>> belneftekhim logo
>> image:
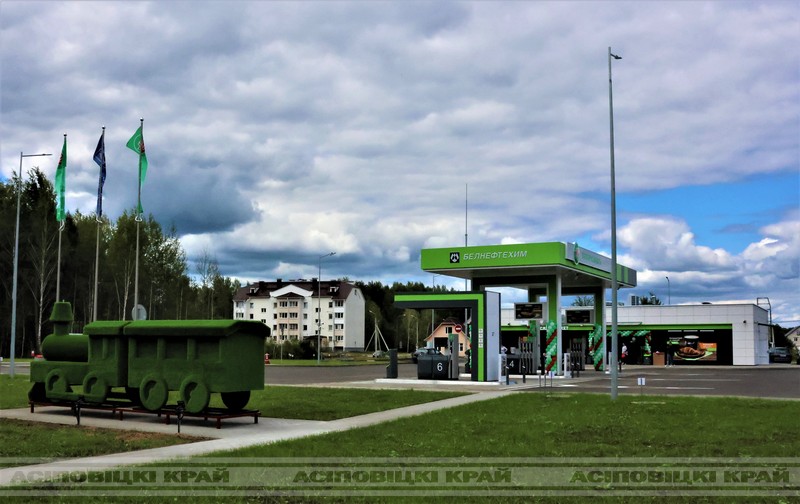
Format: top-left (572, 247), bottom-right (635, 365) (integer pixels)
top-left (449, 252), bottom-right (460, 264)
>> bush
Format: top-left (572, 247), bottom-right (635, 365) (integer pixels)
top-left (264, 339), bottom-right (307, 360)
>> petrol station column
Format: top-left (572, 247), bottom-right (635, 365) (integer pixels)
top-left (546, 273), bottom-right (563, 375)
top-left (589, 286), bottom-right (606, 371)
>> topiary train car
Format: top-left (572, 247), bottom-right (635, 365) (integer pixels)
top-left (29, 302), bottom-right (269, 414)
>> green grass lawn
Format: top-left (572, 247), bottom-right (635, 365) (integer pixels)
top-left (5, 392), bottom-right (798, 503)
top-left (215, 392), bottom-right (799, 458)
top-left (3, 371), bottom-right (799, 503)
top-left (0, 375), bottom-right (33, 410)
top-left (0, 418), bottom-right (199, 466)
top-left (1, 374), bottom-right (465, 420)
top-left (210, 385), bottom-right (466, 420)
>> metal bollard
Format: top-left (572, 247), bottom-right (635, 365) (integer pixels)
top-left (176, 400), bottom-right (185, 434)
top-left (72, 396), bottom-right (85, 426)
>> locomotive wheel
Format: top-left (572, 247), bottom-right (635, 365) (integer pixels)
top-left (179, 375), bottom-right (210, 414)
top-left (82, 372), bottom-right (109, 402)
top-left (44, 369), bottom-right (70, 398)
top-left (220, 391), bottom-right (250, 411)
top-left (29, 382), bottom-right (46, 402)
top-left (139, 374), bottom-right (168, 411)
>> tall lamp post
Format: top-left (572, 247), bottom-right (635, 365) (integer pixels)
top-left (404, 312), bottom-right (418, 352)
top-left (608, 47), bottom-right (622, 400)
top-left (9, 152), bottom-right (52, 378)
top-left (665, 276), bottom-right (671, 305)
top-left (431, 274), bottom-right (441, 335)
top-left (317, 252), bottom-right (335, 364)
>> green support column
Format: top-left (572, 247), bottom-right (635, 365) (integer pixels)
top-left (546, 274), bottom-right (562, 374)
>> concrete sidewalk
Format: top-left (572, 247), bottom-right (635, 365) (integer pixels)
top-left (0, 390), bottom-right (512, 486)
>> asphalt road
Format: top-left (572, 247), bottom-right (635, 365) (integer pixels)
top-left (5, 360), bottom-right (798, 399)
top-left (556, 364), bottom-right (800, 399)
top-left (262, 362), bottom-right (799, 399)
top-left (264, 362), bottom-right (420, 384)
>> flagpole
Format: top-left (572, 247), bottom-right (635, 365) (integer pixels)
top-left (55, 133), bottom-right (66, 302)
top-left (56, 224), bottom-right (63, 301)
top-left (134, 119), bottom-right (143, 320)
top-left (94, 222), bottom-right (100, 319)
top-left (93, 126), bottom-right (105, 322)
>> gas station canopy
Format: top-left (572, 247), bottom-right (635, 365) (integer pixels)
top-left (420, 242), bottom-right (637, 293)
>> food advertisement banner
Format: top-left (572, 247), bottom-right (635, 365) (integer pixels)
top-left (673, 336), bottom-right (717, 362)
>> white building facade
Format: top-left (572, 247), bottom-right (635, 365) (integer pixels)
top-left (609, 303), bottom-right (770, 366)
top-left (500, 302), bottom-right (771, 366)
top-left (233, 279), bottom-right (365, 352)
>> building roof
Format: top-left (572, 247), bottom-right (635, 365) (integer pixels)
top-left (233, 279), bottom-right (356, 302)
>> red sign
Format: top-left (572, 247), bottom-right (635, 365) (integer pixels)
top-left (454, 324), bottom-right (463, 333)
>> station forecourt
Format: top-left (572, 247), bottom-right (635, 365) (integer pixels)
top-left (396, 241), bottom-right (770, 383)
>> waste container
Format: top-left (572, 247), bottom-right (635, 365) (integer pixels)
top-left (386, 349), bottom-right (398, 379)
top-left (417, 354), bottom-right (451, 379)
top-left (431, 354), bottom-right (450, 379)
top-left (417, 354), bottom-right (434, 379)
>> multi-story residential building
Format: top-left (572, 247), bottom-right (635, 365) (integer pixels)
top-left (233, 279), bottom-right (365, 352)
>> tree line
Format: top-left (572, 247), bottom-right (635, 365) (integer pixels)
top-left (0, 168), bottom-right (237, 357)
top-left (1, 168), bottom-right (462, 359)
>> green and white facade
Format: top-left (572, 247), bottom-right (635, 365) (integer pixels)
top-left (401, 241), bottom-right (770, 382)
top-left (399, 242), bottom-right (637, 380)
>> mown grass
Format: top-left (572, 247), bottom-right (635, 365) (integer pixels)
top-left (216, 392), bottom-right (799, 459)
top-left (230, 386), bottom-right (465, 420)
top-left (1, 374), bottom-right (466, 420)
top-left (0, 418), bottom-right (200, 465)
top-left (0, 375), bottom-right (33, 410)
top-left (5, 392), bottom-right (798, 503)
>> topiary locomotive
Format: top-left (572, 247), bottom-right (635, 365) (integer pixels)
top-left (29, 302), bottom-right (269, 414)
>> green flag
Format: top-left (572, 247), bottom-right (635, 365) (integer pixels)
top-left (126, 125), bottom-right (148, 214)
top-left (55, 135), bottom-right (67, 221)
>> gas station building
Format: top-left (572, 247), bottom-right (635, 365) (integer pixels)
top-left (396, 242), bottom-right (770, 382)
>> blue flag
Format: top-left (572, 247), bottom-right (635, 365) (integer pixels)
top-left (94, 129), bottom-right (106, 217)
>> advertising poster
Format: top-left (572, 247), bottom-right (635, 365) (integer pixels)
top-left (673, 336), bottom-right (717, 362)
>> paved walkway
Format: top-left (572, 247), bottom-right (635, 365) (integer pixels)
top-left (0, 390), bottom-right (513, 486)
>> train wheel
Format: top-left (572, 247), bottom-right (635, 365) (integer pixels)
top-left (139, 374), bottom-right (168, 411)
top-left (29, 382), bottom-right (46, 402)
top-left (220, 391), bottom-right (250, 411)
top-left (82, 373), bottom-right (109, 402)
top-left (179, 375), bottom-right (210, 414)
top-left (44, 369), bottom-right (69, 399)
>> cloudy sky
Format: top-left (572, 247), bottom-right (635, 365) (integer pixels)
top-left (2, 1), bottom-right (798, 323)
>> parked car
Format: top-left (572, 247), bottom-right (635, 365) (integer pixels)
top-left (412, 347), bottom-right (441, 363)
top-left (768, 347), bottom-right (792, 363)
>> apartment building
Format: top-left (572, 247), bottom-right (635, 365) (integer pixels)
top-left (233, 279), bottom-right (365, 352)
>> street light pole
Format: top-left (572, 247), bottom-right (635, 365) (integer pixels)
top-left (10, 152), bottom-right (52, 378)
top-left (608, 47), bottom-right (622, 400)
top-left (317, 252), bottom-right (335, 364)
top-left (404, 312), bottom-right (418, 352)
top-left (665, 276), bottom-right (671, 305)
top-left (431, 273), bottom-right (441, 335)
